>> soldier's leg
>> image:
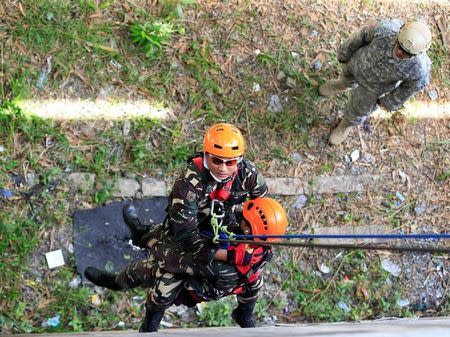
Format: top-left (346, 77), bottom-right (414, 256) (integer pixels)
top-left (142, 269), bottom-right (185, 332)
top-left (184, 262), bottom-right (241, 301)
top-left (123, 203), bottom-right (152, 247)
top-left (115, 255), bottom-right (158, 289)
top-left (319, 63), bottom-right (356, 97)
top-left (232, 274), bottom-right (264, 328)
top-left (329, 86), bottom-right (379, 145)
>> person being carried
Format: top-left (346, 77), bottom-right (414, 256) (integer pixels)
top-left (84, 197), bottom-right (288, 332)
top-left (319, 19), bottom-right (432, 145)
top-left (85, 123), bottom-right (269, 331)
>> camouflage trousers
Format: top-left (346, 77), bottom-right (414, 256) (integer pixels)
top-left (340, 64), bottom-right (382, 125)
top-left (115, 249), bottom-right (263, 311)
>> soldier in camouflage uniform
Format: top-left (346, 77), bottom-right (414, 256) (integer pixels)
top-left (85, 123), bottom-right (270, 332)
top-left (319, 19), bottom-right (432, 145)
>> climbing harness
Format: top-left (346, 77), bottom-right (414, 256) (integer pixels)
top-left (192, 156), bottom-right (237, 243)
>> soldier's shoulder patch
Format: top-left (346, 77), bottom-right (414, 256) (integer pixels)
top-left (186, 191), bottom-right (196, 202)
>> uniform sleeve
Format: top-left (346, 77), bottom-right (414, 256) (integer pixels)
top-left (168, 169), bottom-right (217, 263)
top-left (337, 20), bottom-right (378, 63)
top-left (243, 160), bottom-right (268, 199)
top-left (379, 56), bottom-right (431, 111)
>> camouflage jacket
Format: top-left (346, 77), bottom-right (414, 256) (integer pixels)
top-left (147, 156), bottom-right (268, 269)
top-left (337, 19), bottom-right (431, 111)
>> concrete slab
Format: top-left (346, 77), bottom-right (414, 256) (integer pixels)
top-left (6, 317), bottom-right (450, 337)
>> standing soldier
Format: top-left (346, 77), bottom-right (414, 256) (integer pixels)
top-left (320, 19), bottom-right (432, 145)
top-left (85, 123), bottom-right (269, 332)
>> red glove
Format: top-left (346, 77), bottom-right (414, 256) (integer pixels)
top-left (227, 244), bottom-right (264, 266)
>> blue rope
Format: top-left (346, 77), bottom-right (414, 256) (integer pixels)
top-left (234, 233), bottom-right (450, 240)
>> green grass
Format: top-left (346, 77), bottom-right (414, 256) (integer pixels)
top-left (282, 250), bottom-right (411, 321)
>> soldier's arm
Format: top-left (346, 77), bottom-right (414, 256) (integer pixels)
top-left (168, 178), bottom-right (217, 263)
top-left (379, 59), bottom-right (431, 111)
top-left (244, 161), bottom-right (268, 199)
top-left (337, 21), bottom-right (378, 63)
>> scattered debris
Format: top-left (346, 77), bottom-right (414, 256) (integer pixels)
top-left (268, 94), bottom-right (283, 113)
top-left (0, 188), bottom-right (14, 199)
top-left (45, 249), bottom-right (65, 269)
top-left (395, 191), bottom-right (405, 207)
top-left (398, 170), bottom-right (409, 185)
top-left (309, 29), bottom-right (319, 37)
top-left (277, 71), bottom-right (286, 81)
top-left (132, 295), bottom-right (144, 302)
top-left (90, 294), bottom-right (102, 306)
top-left (428, 89), bottom-right (438, 101)
top-left (350, 149), bottom-right (360, 162)
top-left (414, 203), bottom-right (427, 215)
top-left (36, 56), bottom-right (52, 90)
top-left (0, 145), bottom-right (4, 152)
top-left (42, 314), bottom-right (60, 328)
top-left (123, 120), bottom-right (131, 136)
top-left (286, 77), bottom-right (296, 88)
top-left (381, 259), bottom-right (401, 277)
top-left (397, 298), bottom-right (410, 307)
top-left (293, 194), bottom-right (308, 209)
top-left (69, 275), bottom-right (82, 289)
top-left (363, 153), bottom-right (374, 164)
top-left (318, 263), bottom-right (331, 274)
top-left (337, 301), bottom-right (351, 313)
top-left (252, 82), bottom-right (261, 92)
top-left (310, 59), bottom-right (322, 71)
top-left (289, 152), bottom-right (304, 163)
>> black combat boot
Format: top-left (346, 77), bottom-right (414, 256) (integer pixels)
top-left (139, 308), bottom-right (165, 333)
top-left (232, 300), bottom-right (257, 328)
top-left (123, 203), bottom-right (149, 246)
top-left (84, 266), bottom-right (123, 291)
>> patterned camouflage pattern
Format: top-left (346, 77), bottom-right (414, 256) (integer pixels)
top-left (115, 244), bottom-right (272, 311)
top-left (336, 19), bottom-right (431, 124)
top-left (116, 155), bottom-right (268, 311)
top-left (148, 156), bottom-right (268, 270)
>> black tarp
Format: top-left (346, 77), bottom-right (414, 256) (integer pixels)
top-left (73, 197), bottom-right (168, 282)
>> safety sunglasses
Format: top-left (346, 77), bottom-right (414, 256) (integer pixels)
top-left (208, 154), bottom-right (241, 166)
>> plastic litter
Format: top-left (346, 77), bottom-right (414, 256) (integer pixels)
top-left (414, 203), bottom-right (427, 215)
top-left (0, 188), bottom-right (13, 199)
top-left (268, 94), bottom-right (283, 113)
top-left (318, 263), bottom-right (331, 274)
top-left (350, 149), bottom-right (360, 162)
top-left (91, 294), bottom-right (102, 306)
top-left (36, 56), bottom-right (52, 90)
top-left (381, 258), bottom-right (401, 277)
top-left (428, 90), bottom-right (438, 101)
top-left (397, 298), bottom-right (410, 307)
top-left (42, 314), bottom-right (60, 328)
top-left (69, 275), bottom-right (82, 289)
top-left (45, 249), bottom-right (65, 269)
top-left (293, 195), bottom-right (308, 209)
top-left (337, 301), bottom-right (350, 313)
top-left (310, 59), bottom-right (322, 71)
top-left (0, 145), bottom-right (4, 152)
top-left (395, 191), bottom-right (405, 207)
top-left (252, 82), bottom-right (261, 92)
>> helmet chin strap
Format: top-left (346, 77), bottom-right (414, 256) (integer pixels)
top-left (203, 154), bottom-right (233, 183)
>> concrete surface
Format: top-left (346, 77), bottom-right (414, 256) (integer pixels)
top-left (7, 317), bottom-right (450, 337)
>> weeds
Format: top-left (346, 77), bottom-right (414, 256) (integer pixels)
top-left (130, 21), bottom-right (174, 60)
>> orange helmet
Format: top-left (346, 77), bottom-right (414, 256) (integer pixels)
top-left (203, 123), bottom-right (245, 158)
top-left (243, 198), bottom-right (288, 242)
